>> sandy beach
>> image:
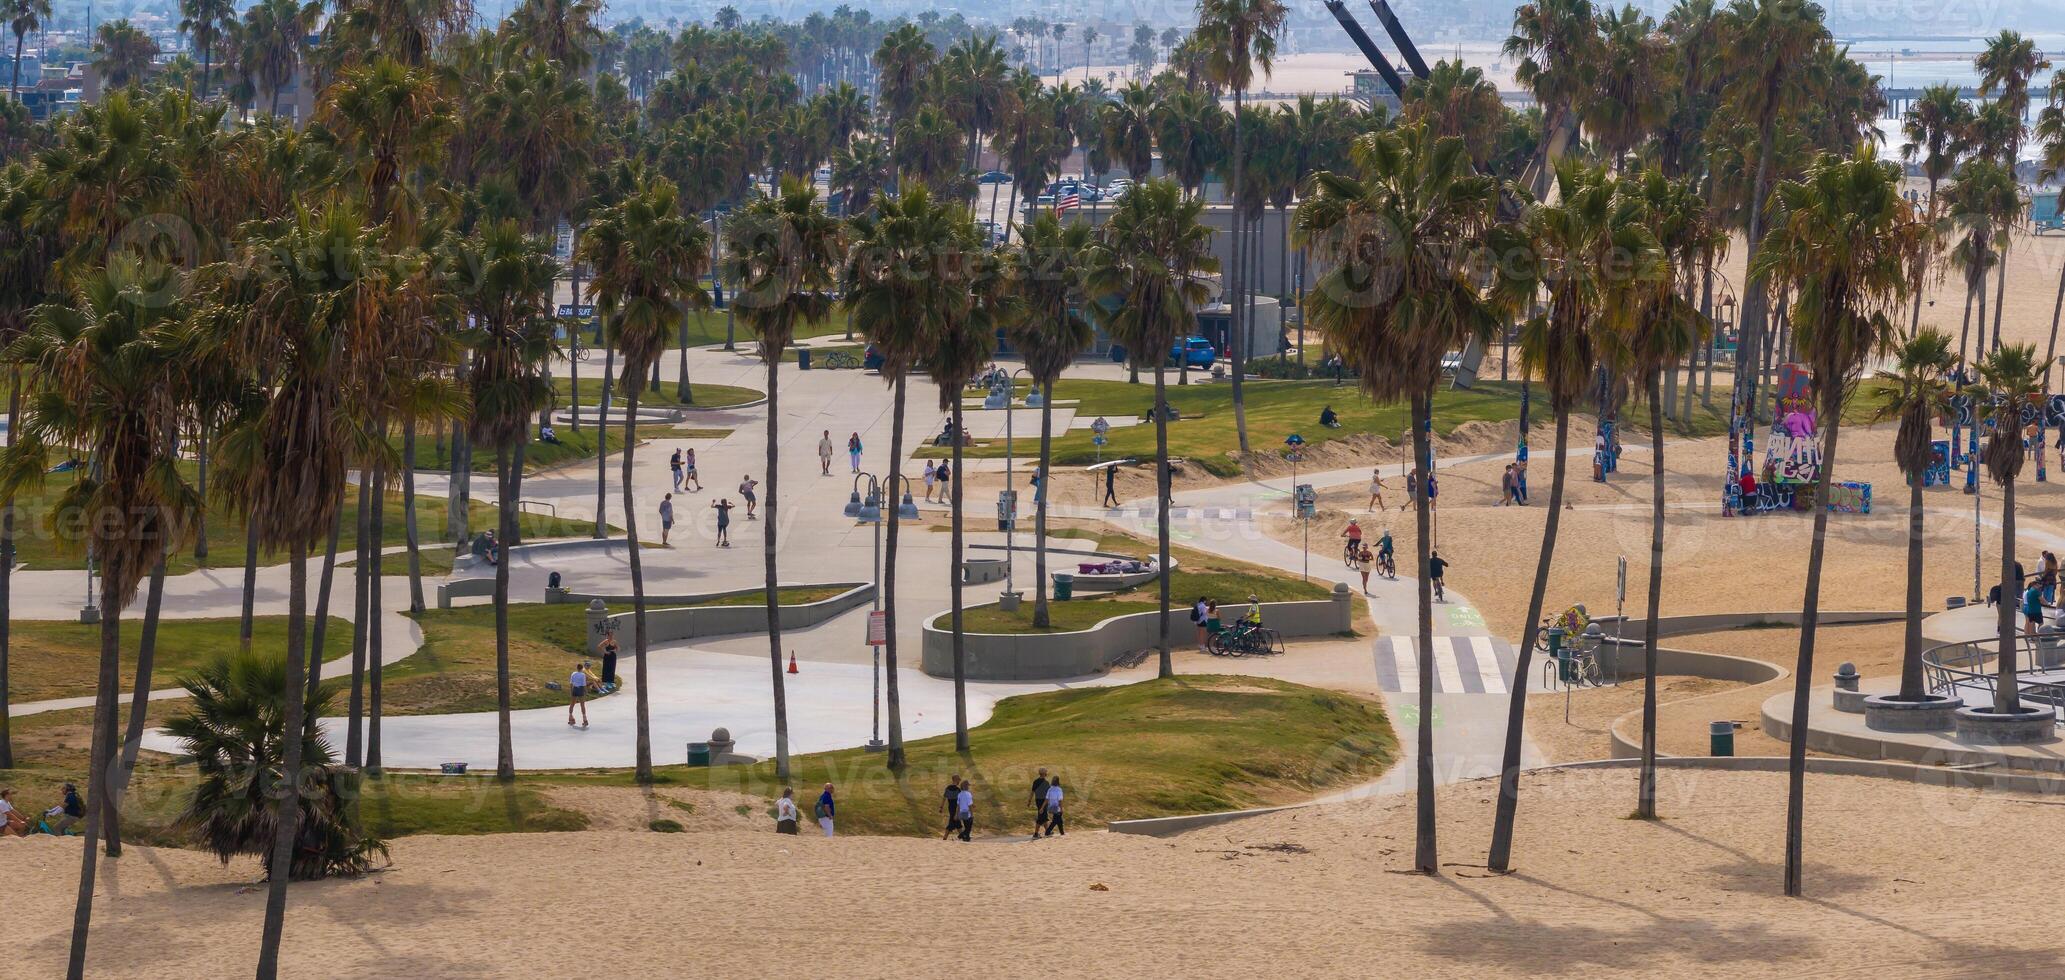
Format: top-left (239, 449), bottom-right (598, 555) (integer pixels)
top-left (10, 768), bottom-right (2062, 977)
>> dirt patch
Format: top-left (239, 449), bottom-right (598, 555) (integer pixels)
top-left (536, 783), bottom-right (775, 834)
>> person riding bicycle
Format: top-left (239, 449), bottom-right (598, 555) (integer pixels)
top-left (1375, 530), bottom-right (1396, 578)
top-left (1341, 519), bottom-right (1364, 563)
top-left (1428, 550), bottom-right (1450, 601)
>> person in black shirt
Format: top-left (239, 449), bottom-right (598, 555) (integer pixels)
top-left (1030, 768), bottom-right (1051, 838)
top-left (940, 775), bottom-right (962, 840)
top-left (1102, 466), bottom-right (1119, 508)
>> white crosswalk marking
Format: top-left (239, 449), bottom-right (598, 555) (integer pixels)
top-left (1395, 637), bottom-right (1418, 694)
top-left (1470, 638), bottom-right (1508, 695)
top-left (1375, 635), bottom-right (1515, 695)
top-left (1432, 636), bottom-right (1466, 693)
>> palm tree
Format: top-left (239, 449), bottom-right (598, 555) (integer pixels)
top-left (1975, 343), bottom-right (2044, 718)
top-left (942, 34), bottom-right (1011, 202)
top-left (2036, 82), bottom-right (2065, 384)
top-left (1101, 82), bottom-right (1157, 182)
top-left (1504, 0), bottom-right (1600, 189)
top-left (0, 164), bottom-right (54, 769)
top-left (3, 257), bottom-right (194, 979)
top-left (1299, 123), bottom-right (1501, 875)
top-left (873, 23), bottom-right (936, 176)
top-left (1484, 160), bottom-right (1624, 869)
top-left (1975, 32), bottom-right (2049, 352)
top-left (1006, 213), bottom-right (1094, 629)
top-left (848, 183), bottom-right (966, 769)
top-left (894, 103), bottom-right (966, 191)
top-left (1943, 160), bottom-right (2019, 371)
top-left (241, 0), bottom-right (321, 117)
top-left (1195, 0), bottom-right (1286, 455)
top-left (1085, 178), bottom-right (1217, 679)
top-left (94, 20), bottom-right (160, 90)
top-left (7, 0), bottom-right (50, 101)
top-left (455, 220), bottom-right (559, 783)
top-left (1900, 84), bottom-right (1974, 335)
top-left (717, 178), bottom-right (836, 782)
top-left (831, 135), bottom-right (889, 216)
top-left (1749, 147), bottom-right (1923, 897)
top-left (1873, 328), bottom-right (1955, 702)
top-left (179, 0), bottom-right (235, 98)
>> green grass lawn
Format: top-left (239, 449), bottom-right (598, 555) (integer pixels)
top-left (6, 615), bottom-right (360, 704)
top-left (542, 675), bottom-right (1396, 837)
top-left (373, 545), bottom-right (456, 576)
top-left (396, 424), bottom-right (730, 475)
top-left (552, 377), bottom-right (762, 410)
top-left (6, 464), bottom-right (594, 572)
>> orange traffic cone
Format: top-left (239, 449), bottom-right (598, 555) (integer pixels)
top-left (787, 651), bottom-right (799, 674)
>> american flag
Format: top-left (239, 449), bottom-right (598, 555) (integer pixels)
top-left (1054, 192), bottom-right (1081, 213)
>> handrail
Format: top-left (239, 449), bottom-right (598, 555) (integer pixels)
top-left (1921, 635), bottom-right (2065, 720)
top-left (516, 499), bottom-right (558, 518)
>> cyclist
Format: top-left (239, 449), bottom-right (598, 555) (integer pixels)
top-left (1341, 519), bottom-right (1365, 565)
top-left (1375, 529), bottom-right (1396, 580)
top-left (1428, 550), bottom-right (1451, 602)
top-left (1242, 594), bottom-right (1263, 628)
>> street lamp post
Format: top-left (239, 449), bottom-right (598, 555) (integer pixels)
top-left (1286, 433), bottom-right (1307, 582)
top-left (844, 471), bottom-right (919, 752)
top-left (1003, 368), bottom-right (1034, 602)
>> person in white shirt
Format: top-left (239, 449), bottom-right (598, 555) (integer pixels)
top-left (567, 662), bottom-right (589, 728)
top-left (818, 430), bottom-right (835, 475)
top-left (1043, 778), bottom-right (1065, 837)
top-left (0, 787), bottom-right (26, 836)
top-left (775, 787), bottom-right (800, 835)
top-left (954, 784), bottom-right (975, 842)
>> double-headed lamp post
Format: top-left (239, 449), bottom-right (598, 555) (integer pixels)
top-left (843, 471), bottom-right (920, 751)
top-left (1003, 367), bottom-right (1036, 601)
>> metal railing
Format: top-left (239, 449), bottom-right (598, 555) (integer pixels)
top-left (1922, 635), bottom-right (2065, 720)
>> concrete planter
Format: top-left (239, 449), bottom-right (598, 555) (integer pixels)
top-left (1832, 688), bottom-right (1869, 713)
top-left (1953, 705), bottom-right (2059, 745)
top-left (1862, 693), bottom-right (1963, 733)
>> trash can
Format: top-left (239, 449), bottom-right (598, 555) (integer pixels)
top-left (1052, 572), bottom-right (1074, 601)
top-left (1546, 626), bottom-right (1571, 683)
top-left (687, 742), bottom-right (711, 767)
top-left (797, 348), bottom-right (812, 371)
top-left (1709, 721), bottom-right (1734, 757)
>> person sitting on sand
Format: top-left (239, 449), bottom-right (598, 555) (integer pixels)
top-left (775, 788), bottom-right (800, 835)
top-left (46, 783), bottom-right (84, 835)
top-left (0, 788), bottom-right (27, 836)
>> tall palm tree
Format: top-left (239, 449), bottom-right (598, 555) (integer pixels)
top-left (455, 220), bottom-right (560, 783)
top-left (1975, 32), bottom-right (2049, 352)
top-left (240, 0), bottom-right (321, 117)
top-left (1975, 343), bottom-right (2044, 717)
top-left (1504, 0), bottom-right (1600, 189)
top-left (1900, 84), bottom-right (1974, 336)
top-left (179, 0), bottom-right (236, 98)
top-left (1299, 123), bottom-right (1501, 875)
top-left (1101, 81), bottom-right (1158, 182)
top-left (93, 20), bottom-right (160, 90)
top-left (0, 163), bottom-right (54, 769)
top-left (8, 0), bottom-right (51, 101)
top-left (1086, 178), bottom-right (1217, 679)
top-left (1943, 160), bottom-right (2018, 371)
top-left (2036, 79), bottom-right (2065, 384)
top-left (1873, 328), bottom-right (1955, 702)
top-left (848, 183), bottom-right (964, 769)
top-left (3, 257), bottom-right (194, 979)
top-left (1195, 0), bottom-right (1286, 455)
top-left (1750, 147), bottom-right (1923, 897)
top-left (718, 178), bottom-right (836, 782)
top-left (942, 34), bottom-right (1011, 202)
top-left (1006, 213), bottom-right (1094, 629)
top-left (872, 23), bottom-right (936, 177)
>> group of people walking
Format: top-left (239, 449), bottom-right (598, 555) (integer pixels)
top-left (938, 769), bottom-right (1066, 841)
top-left (775, 783), bottom-right (839, 837)
top-left (655, 445), bottom-right (759, 549)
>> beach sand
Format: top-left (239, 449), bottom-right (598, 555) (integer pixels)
top-left (10, 767), bottom-right (2062, 977)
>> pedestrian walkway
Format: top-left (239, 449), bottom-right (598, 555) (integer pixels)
top-left (1372, 635), bottom-right (1517, 695)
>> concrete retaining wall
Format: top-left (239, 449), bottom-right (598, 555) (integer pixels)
top-left (1599, 610), bottom-right (1903, 642)
top-left (598, 583), bottom-right (875, 652)
top-left (1601, 645), bottom-right (1788, 759)
top-left (965, 543), bottom-right (1176, 593)
top-left (921, 585), bottom-right (1355, 681)
top-left (435, 577), bottom-right (499, 608)
top-left (454, 536), bottom-right (625, 572)
top-left (1759, 687), bottom-right (2065, 773)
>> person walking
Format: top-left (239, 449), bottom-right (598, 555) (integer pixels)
top-left (670, 448), bottom-right (685, 491)
top-left (2025, 580), bottom-right (2047, 637)
top-left (816, 783), bottom-right (836, 837)
top-left (1514, 458), bottom-right (1529, 505)
top-left (740, 476), bottom-right (759, 519)
top-left (1192, 595), bottom-right (1211, 651)
top-left (1351, 544), bottom-right (1373, 595)
top-left (1367, 468), bottom-right (1388, 511)
top-left (818, 430), bottom-right (835, 476)
top-left (1499, 464), bottom-right (1516, 506)
top-left (775, 787), bottom-right (800, 834)
top-left (567, 661), bottom-right (590, 726)
top-left (923, 460), bottom-right (938, 502)
top-left (683, 447), bottom-right (702, 491)
top-left (712, 498), bottom-right (734, 547)
top-left (1042, 777), bottom-right (1065, 837)
top-left (1101, 465), bottom-right (1119, 508)
top-left (1030, 768), bottom-right (1052, 838)
top-left (2041, 550), bottom-right (2059, 606)
top-left (940, 775), bottom-right (963, 840)
top-left (658, 492), bottom-right (676, 545)
top-left (954, 781), bottom-right (974, 842)
top-left (935, 459), bottom-right (952, 509)
top-left (847, 432), bottom-right (862, 472)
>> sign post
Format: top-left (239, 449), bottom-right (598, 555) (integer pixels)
top-left (1092, 416), bottom-right (1110, 464)
top-left (1286, 433), bottom-right (1309, 580)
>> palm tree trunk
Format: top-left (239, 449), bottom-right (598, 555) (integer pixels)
top-left (254, 543), bottom-right (307, 980)
top-left (1486, 406), bottom-right (1570, 872)
top-left (114, 560), bottom-right (167, 797)
top-left (1899, 445), bottom-right (1928, 700)
top-left (1278, 205), bottom-right (1290, 362)
top-left (307, 506), bottom-right (340, 698)
top-left (623, 382), bottom-right (654, 783)
top-left (763, 356), bottom-right (791, 781)
top-left (1699, 253), bottom-right (1716, 408)
top-left (1409, 390), bottom-right (1437, 875)
top-left (0, 370), bottom-right (15, 768)
top-left (195, 425), bottom-right (209, 561)
top-left (1154, 364), bottom-right (1173, 678)
top-left (495, 448), bottom-right (516, 782)
top-left (950, 399), bottom-right (969, 750)
top-left (1997, 472), bottom-right (2022, 713)
top-left (2044, 251), bottom-right (2065, 392)
top-left (593, 345), bottom-right (616, 538)
top-left (64, 551), bottom-right (123, 980)
top-left (1032, 379), bottom-right (1053, 628)
top-left (366, 467), bottom-right (386, 776)
top-left (1229, 90), bottom-right (1250, 456)
top-left (344, 475), bottom-right (371, 768)
top-left (1782, 384), bottom-right (1846, 898)
top-left (1990, 240), bottom-right (2010, 352)
top-left (883, 376), bottom-right (909, 770)
top-left (238, 520), bottom-right (260, 649)
top-left (403, 419), bottom-right (425, 613)
top-left (10, 35), bottom-right (23, 101)
top-left (1637, 377), bottom-right (1666, 819)
top-left (1737, 132), bottom-right (1778, 425)
top-left (1976, 246), bottom-right (1992, 356)
top-left (676, 316), bottom-right (692, 401)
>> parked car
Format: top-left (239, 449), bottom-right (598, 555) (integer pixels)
top-left (1167, 336), bottom-right (1217, 370)
top-left (978, 170), bottom-right (1011, 184)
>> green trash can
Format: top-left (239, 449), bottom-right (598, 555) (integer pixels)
top-left (1709, 721), bottom-right (1735, 757)
top-left (687, 742), bottom-right (712, 767)
top-left (797, 348), bottom-right (813, 371)
top-left (1547, 626), bottom-right (1572, 683)
top-left (1052, 572), bottom-right (1074, 601)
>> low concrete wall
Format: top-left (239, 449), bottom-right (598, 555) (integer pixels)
top-left (1601, 645), bottom-right (1789, 759)
top-left (454, 536), bottom-right (625, 572)
top-left (1109, 804), bottom-right (1307, 837)
top-left (965, 543), bottom-right (1176, 593)
top-left (1760, 686), bottom-right (2065, 773)
top-left (600, 583), bottom-right (874, 652)
top-left (962, 558), bottom-right (1007, 585)
top-left (921, 585), bottom-right (1355, 681)
top-left (435, 577), bottom-right (498, 609)
top-left (1599, 610), bottom-right (1903, 642)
